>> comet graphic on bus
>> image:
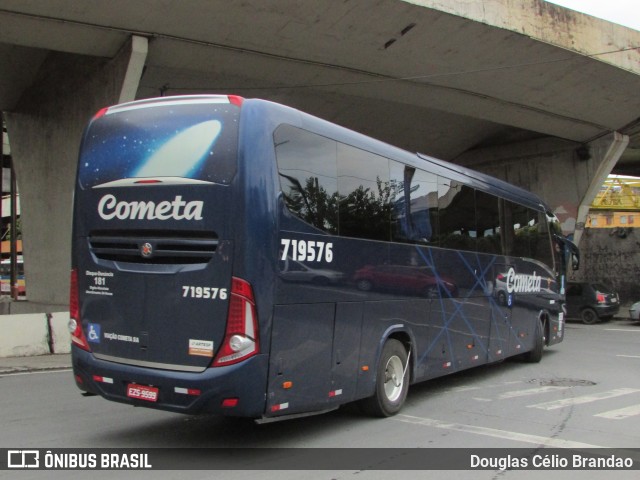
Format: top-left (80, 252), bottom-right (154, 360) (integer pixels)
top-left (133, 120), bottom-right (222, 178)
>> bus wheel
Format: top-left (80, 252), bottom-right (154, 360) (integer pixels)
top-left (360, 339), bottom-right (409, 417)
top-left (523, 319), bottom-right (544, 363)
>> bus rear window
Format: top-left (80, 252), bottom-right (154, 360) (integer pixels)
top-left (78, 99), bottom-right (239, 189)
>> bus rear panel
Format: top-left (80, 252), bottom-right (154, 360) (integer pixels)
top-left (71, 96), bottom-right (268, 417)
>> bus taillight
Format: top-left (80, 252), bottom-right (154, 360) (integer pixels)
top-left (227, 95), bottom-right (244, 107)
top-left (69, 269), bottom-right (91, 352)
top-left (212, 277), bottom-right (259, 367)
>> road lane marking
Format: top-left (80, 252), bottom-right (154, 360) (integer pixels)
top-left (497, 386), bottom-right (571, 399)
top-left (527, 388), bottom-right (640, 411)
top-left (595, 404), bottom-right (640, 420)
top-left (394, 414), bottom-right (604, 448)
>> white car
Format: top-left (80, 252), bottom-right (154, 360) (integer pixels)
top-left (630, 301), bottom-right (640, 321)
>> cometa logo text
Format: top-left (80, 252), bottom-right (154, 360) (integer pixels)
top-left (505, 267), bottom-right (542, 294)
top-left (98, 194), bottom-right (203, 221)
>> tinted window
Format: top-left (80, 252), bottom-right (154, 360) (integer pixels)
top-left (275, 126), bottom-right (338, 233)
top-left (390, 162), bottom-right (438, 244)
top-left (502, 200), bottom-right (553, 266)
top-left (273, 125), bottom-right (553, 265)
top-left (475, 190), bottom-right (501, 255)
top-left (337, 144), bottom-right (391, 241)
top-left (438, 179), bottom-right (476, 251)
top-left (566, 284), bottom-right (582, 296)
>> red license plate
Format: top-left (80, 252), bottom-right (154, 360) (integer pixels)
top-left (126, 383), bottom-right (159, 402)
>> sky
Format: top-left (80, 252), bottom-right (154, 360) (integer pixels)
top-left (546, 0), bottom-right (640, 31)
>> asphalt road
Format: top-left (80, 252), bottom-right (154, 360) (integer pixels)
top-left (1, 318), bottom-right (639, 479)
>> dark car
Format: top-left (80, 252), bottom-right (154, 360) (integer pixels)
top-left (565, 282), bottom-right (620, 324)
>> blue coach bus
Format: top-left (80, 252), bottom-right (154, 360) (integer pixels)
top-left (70, 95), bottom-right (578, 421)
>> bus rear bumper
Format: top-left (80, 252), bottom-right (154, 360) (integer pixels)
top-left (71, 347), bottom-right (268, 418)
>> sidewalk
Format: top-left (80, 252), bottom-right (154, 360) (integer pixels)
top-left (0, 353), bottom-right (71, 375)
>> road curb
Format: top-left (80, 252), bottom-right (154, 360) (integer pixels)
top-left (0, 353), bottom-right (71, 375)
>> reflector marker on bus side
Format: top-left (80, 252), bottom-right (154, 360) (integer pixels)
top-left (222, 398), bottom-right (239, 408)
top-left (271, 403), bottom-right (289, 412)
top-left (174, 387), bottom-right (201, 396)
top-left (443, 362), bottom-right (452, 368)
top-left (329, 389), bottom-right (343, 398)
top-left (92, 375), bottom-right (113, 384)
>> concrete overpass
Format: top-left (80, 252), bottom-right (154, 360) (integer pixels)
top-left (0, 0), bottom-right (639, 313)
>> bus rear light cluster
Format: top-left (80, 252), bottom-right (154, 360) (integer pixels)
top-left (212, 277), bottom-right (259, 367)
top-left (69, 269), bottom-right (91, 352)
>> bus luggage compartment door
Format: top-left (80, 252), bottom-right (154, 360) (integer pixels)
top-left (267, 303), bottom-right (335, 416)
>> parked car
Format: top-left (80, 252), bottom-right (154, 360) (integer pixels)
top-left (629, 301), bottom-right (640, 321)
top-left (565, 282), bottom-right (620, 324)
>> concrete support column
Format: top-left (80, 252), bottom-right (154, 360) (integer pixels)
top-left (4, 36), bottom-right (148, 313)
top-left (573, 132), bottom-right (629, 246)
top-left (119, 36), bottom-right (149, 104)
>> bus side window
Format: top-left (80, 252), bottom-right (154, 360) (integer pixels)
top-left (437, 179), bottom-right (476, 251)
top-left (475, 190), bottom-right (501, 255)
top-left (274, 125), bottom-right (339, 234)
top-left (337, 143), bottom-right (391, 241)
top-left (390, 162), bottom-right (437, 244)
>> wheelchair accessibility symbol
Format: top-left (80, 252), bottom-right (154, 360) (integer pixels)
top-left (87, 323), bottom-right (101, 343)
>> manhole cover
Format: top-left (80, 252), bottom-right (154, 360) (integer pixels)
top-left (529, 378), bottom-right (596, 387)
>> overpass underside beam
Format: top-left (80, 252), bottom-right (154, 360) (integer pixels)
top-left (454, 132), bottom-right (629, 247)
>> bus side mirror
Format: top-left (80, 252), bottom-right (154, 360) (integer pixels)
top-left (571, 252), bottom-right (580, 271)
top-left (564, 238), bottom-right (580, 271)
top-left (554, 234), bottom-right (580, 272)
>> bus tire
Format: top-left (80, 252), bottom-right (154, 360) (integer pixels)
top-left (360, 339), bottom-right (409, 417)
top-left (523, 318), bottom-right (544, 363)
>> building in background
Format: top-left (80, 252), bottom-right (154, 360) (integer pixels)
top-left (577, 176), bottom-right (640, 303)
top-left (1, 120), bottom-right (24, 299)
top-left (587, 176), bottom-right (640, 232)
